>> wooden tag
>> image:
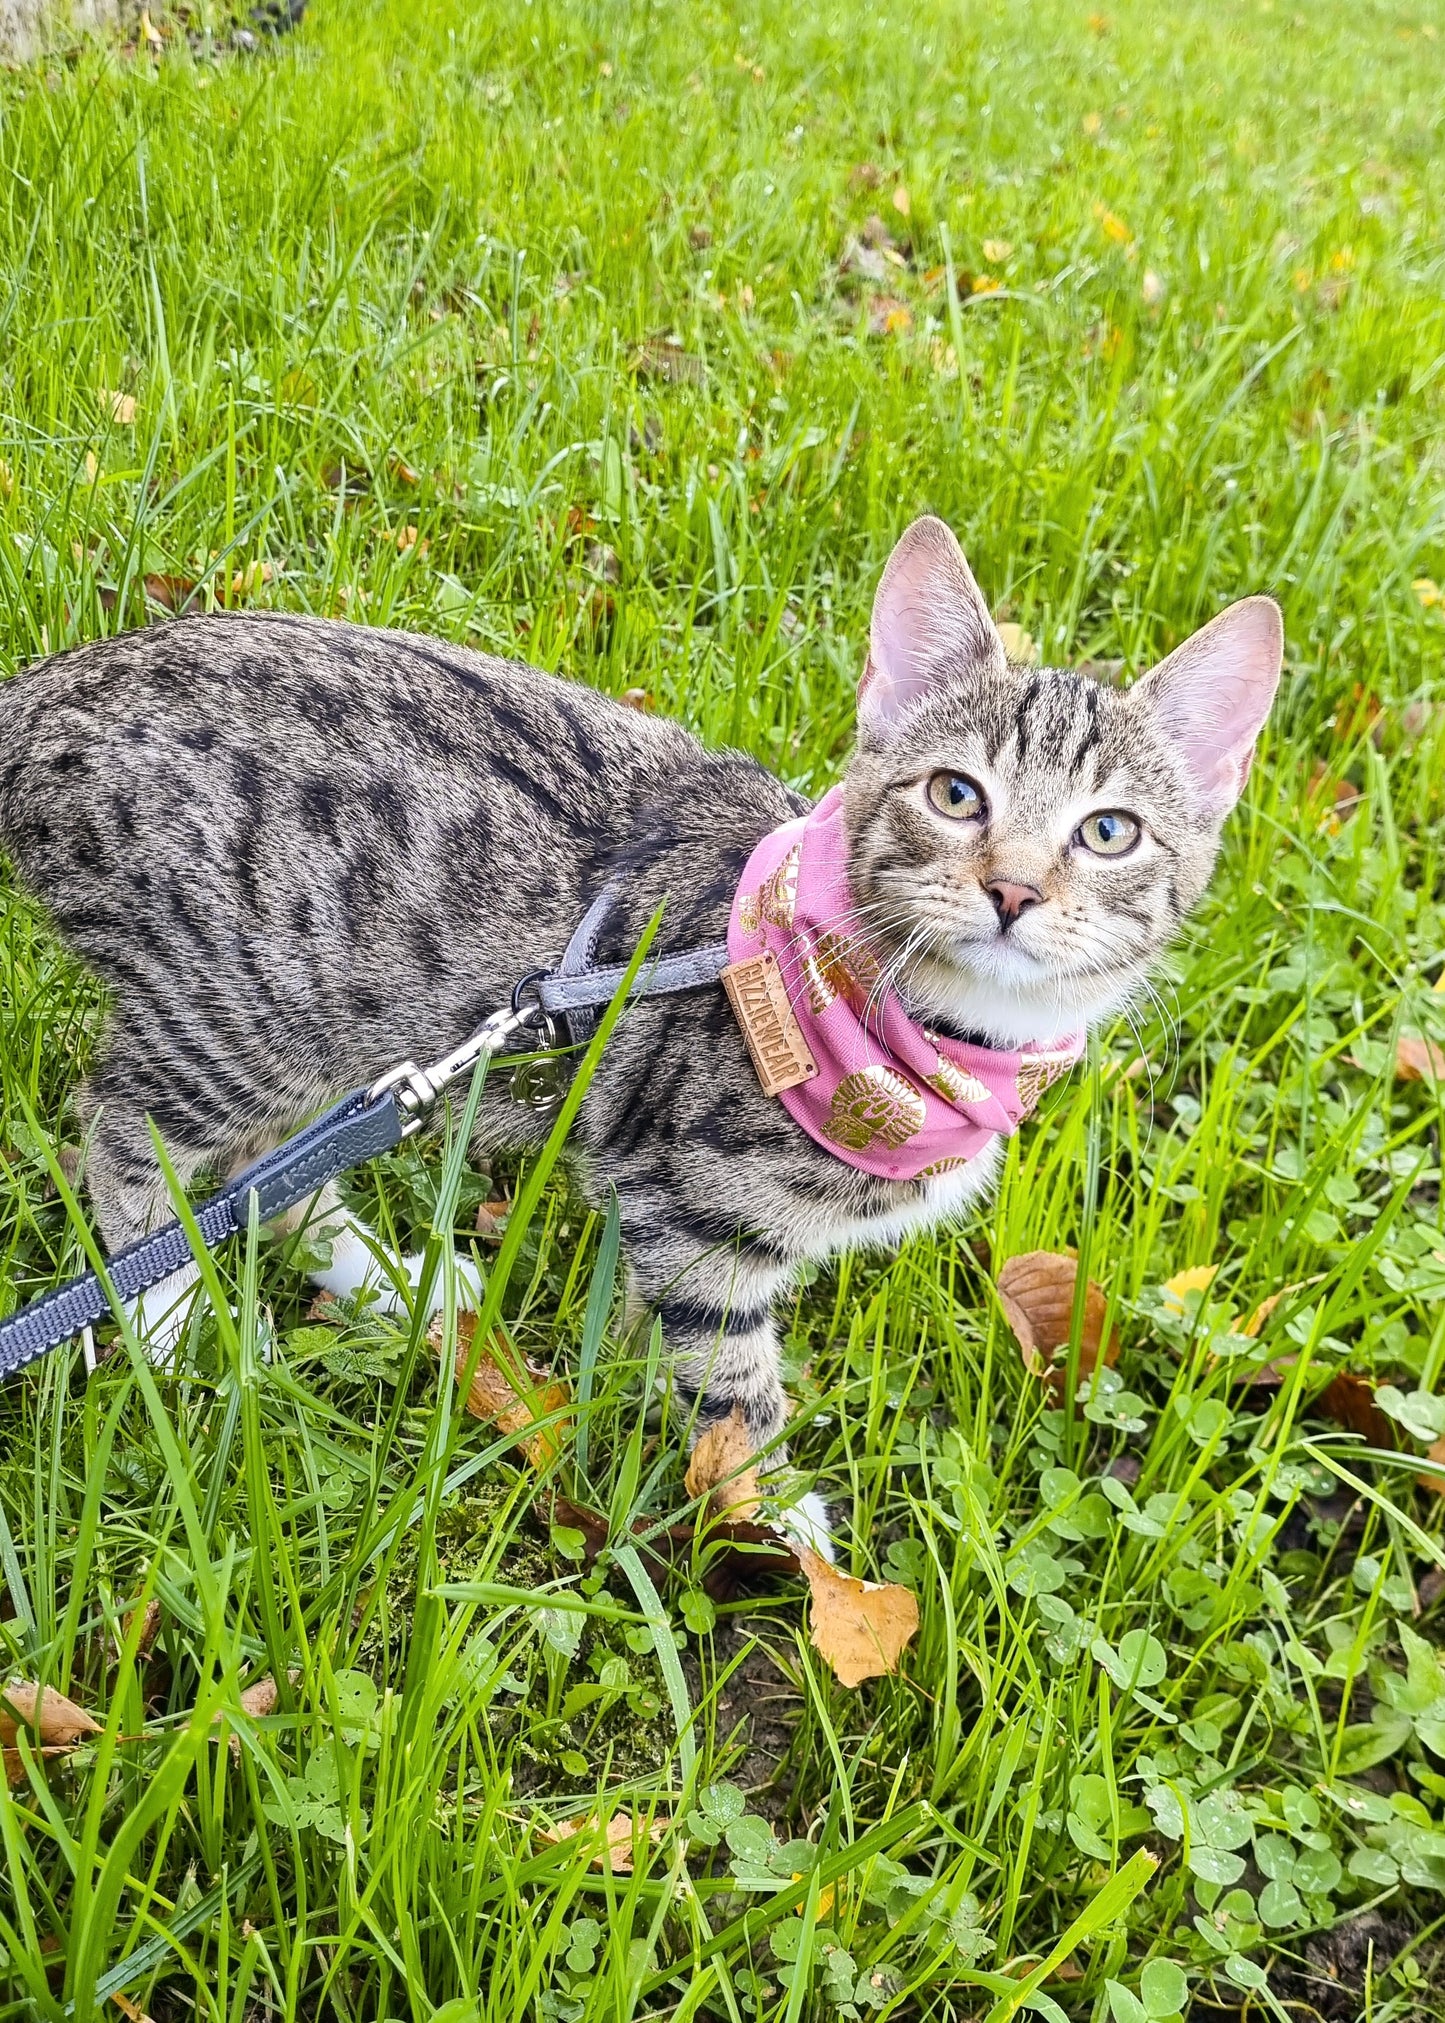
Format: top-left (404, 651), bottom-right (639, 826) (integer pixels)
top-left (721, 952), bottom-right (818, 1097)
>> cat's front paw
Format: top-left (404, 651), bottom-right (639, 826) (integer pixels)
top-left (781, 1488), bottom-right (837, 1564)
top-left (398, 1250), bottom-right (484, 1317)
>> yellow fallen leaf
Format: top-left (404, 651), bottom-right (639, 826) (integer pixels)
top-left (0, 1681), bottom-right (102, 1747)
top-left (538, 1811), bottom-right (667, 1871)
top-left (996, 622), bottom-right (1038, 664)
top-left (684, 1405), bottom-right (762, 1521)
top-left (138, 8), bottom-right (162, 46)
top-left (982, 237), bottom-right (1013, 263)
top-left (995, 1251), bottom-right (1118, 1397)
top-left (110, 1993), bottom-right (155, 2023)
top-left (1433, 970), bottom-right (1445, 994)
top-left (437, 1311), bottom-right (571, 1467)
top-left (100, 390), bottom-right (136, 425)
top-left (1161, 1264), bottom-right (1218, 1312)
top-left (1093, 202), bottom-right (1132, 243)
top-left (892, 184), bottom-right (911, 217)
top-left (798, 1547), bottom-right (918, 1687)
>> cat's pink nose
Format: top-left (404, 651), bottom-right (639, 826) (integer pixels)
top-left (985, 878), bottom-right (1043, 926)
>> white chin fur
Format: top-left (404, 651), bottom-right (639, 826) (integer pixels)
top-left (906, 945), bottom-right (1140, 1050)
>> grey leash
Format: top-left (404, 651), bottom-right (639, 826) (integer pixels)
top-left (0, 896), bottom-right (728, 1381)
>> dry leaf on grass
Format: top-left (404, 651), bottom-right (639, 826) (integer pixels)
top-left (996, 621), bottom-right (1039, 665)
top-left (798, 1548), bottom-right (918, 1687)
top-left (1162, 1264), bottom-right (1218, 1310)
top-left (538, 1810), bottom-right (667, 1872)
top-left (0, 1681), bottom-right (102, 1747)
top-left (1418, 1438), bottom-right (1445, 1499)
top-left (142, 572), bottom-right (197, 611)
top-left (867, 296), bottom-right (912, 335)
top-left (684, 1406), bottom-right (762, 1521)
top-left (1307, 760), bottom-right (1361, 828)
top-left (1395, 1034), bottom-right (1445, 1083)
top-left (110, 1993), bottom-right (156, 2023)
top-left (437, 1312), bottom-right (570, 1467)
top-left (122, 1596), bottom-right (162, 1663)
top-left (230, 559), bottom-right (275, 600)
top-left (996, 1251), bottom-right (1118, 1396)
top-left (1315, 1371), bottom-right (1397, 1449)
top-left (100, 389), bottom-right (136, 424)
top-left (633, 336), bottom-right (705, 385)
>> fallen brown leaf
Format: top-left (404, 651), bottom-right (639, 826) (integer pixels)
top-left (111, 1991), bottom-right (154, 2023)
top-left (439, 1312), bottom-right (571, 1467)
top-left (1307, 760), bottom-right (1361, 827)
top-left (995, 1252), bottom-right (1118, 1397)
top-left (1395, 1034), bottom-right (1445, 1083)
top-left (3, 1745), bottom-right (73, 1785)
top-left (230, 559), bottom-right (274, 599)
top-left (1419, 1437), bottom-right (1445, 1499)
top-left (238, 1674), bottom-right (282, 1718)
top-left (867, 296), bottom-right (912, 336)
top-left (1315, 1371), bottom-right (1396, 1448)
top-left (101, 389), bottom-right (136, 424)
top-left (123, 1596), bottom-right (162, 1662)
top-left (798, 1547), bottom-right (918, 1687)
top-left (538, 1810), bottom-right (667, 1871)
top-left (0, 1681), bottom-right (102, 1747)
top-left (634, 336), bottom-right (704, 385)
top-left (142, 572), bottom-right (197, 611)
top-left (684, 1406), bottom-right (762, 1521)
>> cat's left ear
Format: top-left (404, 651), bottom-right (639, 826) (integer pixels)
top-left (858, 516), bottom-right (1005, 738)
top-left (1129, 597), bottom-right (1284, 818)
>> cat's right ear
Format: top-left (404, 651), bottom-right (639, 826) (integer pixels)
top-left (858, 516), bottom-right (1005, 738)
top-left (1129, 597), bottom-right (1284, 819)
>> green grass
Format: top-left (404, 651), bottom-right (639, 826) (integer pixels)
top-left (2, 0), bottom-right (1445, 2014)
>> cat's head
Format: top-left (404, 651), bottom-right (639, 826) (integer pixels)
top-left (843, 516), bottom-right (1283, 1048)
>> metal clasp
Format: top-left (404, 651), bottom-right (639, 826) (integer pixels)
top-left (366, 987), bottom-right (564, 1136)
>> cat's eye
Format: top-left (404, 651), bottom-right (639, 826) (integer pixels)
top-left (1077, 811), bottom-right (1141, 858)
top-left (926, 772), bottom-right (987, 822)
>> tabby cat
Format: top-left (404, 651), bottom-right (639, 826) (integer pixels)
top-left (0, 516), bottom-right (1282, 1552)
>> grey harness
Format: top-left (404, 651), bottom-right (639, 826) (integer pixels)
top-left (0, 893), bottom-right (729, 1381)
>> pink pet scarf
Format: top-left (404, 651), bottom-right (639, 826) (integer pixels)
top-left (724, 787), bottom-right (1083, 1180)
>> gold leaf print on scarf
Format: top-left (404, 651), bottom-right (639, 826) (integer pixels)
top-left (820, 1066), bottom-right (927, 1151)
top-left (757, 844), bottom-right (801, 930)
top-left (1015, 1049), bottom-right (1078, 1117)
top-left (923, 1053), bottom-right (993, 1108)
